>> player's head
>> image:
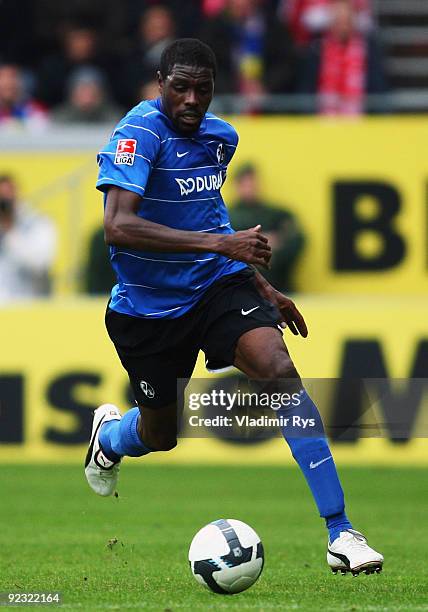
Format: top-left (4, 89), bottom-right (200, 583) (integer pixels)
top-left (158, 38), bottom-right (217, 134)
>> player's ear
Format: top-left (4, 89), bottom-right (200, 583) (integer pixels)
top-left (157, 70), bottom-right (163, 91)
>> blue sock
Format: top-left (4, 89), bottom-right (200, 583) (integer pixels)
top-left (278, 390), bottom-right (352, 542)
top-left (326, 512), bottom-right (353, 544)
top-left (99, 407), bottom-right (152, 459)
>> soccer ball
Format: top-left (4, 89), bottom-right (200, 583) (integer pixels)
top-left (188, 518), bottom-right (264, 594)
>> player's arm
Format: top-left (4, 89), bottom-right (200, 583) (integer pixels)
top-left (104, 186), bottom-right (272, 269)
top-left (252, 268), bottom-right (308, 337)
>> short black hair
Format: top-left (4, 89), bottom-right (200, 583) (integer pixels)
top-left (159, 38), bottom-right (217, 80)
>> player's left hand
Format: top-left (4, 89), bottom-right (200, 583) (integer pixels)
top-left (255, 280), bottom-right (308, 337)
top-left (273, 292), bottom-right (308, 337)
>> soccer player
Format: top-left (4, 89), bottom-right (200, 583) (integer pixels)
top-left (85, 39), bottom-right (383, 576)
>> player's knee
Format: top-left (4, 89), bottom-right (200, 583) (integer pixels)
top-left (253, 351), bottom-right (299, 380)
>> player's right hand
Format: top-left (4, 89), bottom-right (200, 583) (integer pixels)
top-left (220, 225), bottom-right (271, 269)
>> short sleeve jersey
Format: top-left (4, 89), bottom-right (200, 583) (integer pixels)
top-left (96, 98), bottom-right (246, 318)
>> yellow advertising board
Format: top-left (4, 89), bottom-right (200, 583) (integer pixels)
top-left (0, 297), bottom-right (427, 464)
top-left (0, 117), bottom-right (427, 295)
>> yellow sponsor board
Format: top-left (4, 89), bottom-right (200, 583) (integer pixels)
top-left (1, 117), bottom-right (427, 294)
top-left (0, 297), bottom-right (427, 464)
top-left (230, 117), bottom-right (428, 296)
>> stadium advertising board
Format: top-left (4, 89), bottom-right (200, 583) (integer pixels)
top-left (0, 298), bottom-right (426, 464)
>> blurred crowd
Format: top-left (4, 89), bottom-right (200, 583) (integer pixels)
top-left (0, 0), bottom-right (388, 128)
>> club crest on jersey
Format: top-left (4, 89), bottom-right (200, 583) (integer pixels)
top-left (216, 143), bottom-right (225, 164)
top-left (175, 172), bottom-right (223, 196)
top-left (115, 139), bottom-right (137, 165)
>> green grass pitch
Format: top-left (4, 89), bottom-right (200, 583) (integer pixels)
top-left (1, 464), bottom-right (427, 611)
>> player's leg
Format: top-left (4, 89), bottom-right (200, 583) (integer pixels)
top-left (85, 307), bottom-right (198, 496)
top-left (201, 273), bottom-right (383, 573)
top-left (85, 399), bottom-right (178, 496)
top-left (201, 284), bottom-right (352, 536)
top-left (234, 328), bottom-right (352, 535)
top-left (234, 327), bottom-right (383, 574)
top-left (85, 366), bottom-right (190, 497)
top-left (99, 400), bottom-right (179, 460)
top-left (85, 400), bottom-right (182, 497)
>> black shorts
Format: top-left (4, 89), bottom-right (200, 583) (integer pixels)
top-left (105, 269), bottom-right (281, 408)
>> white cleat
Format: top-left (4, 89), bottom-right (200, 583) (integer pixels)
top-left (327, 529), bottom-right (384, 576)
top-left (85, 404), bottom-right (122, 497)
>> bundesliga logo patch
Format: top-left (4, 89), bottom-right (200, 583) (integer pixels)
top-left (115, 139), bottom-right (137, 165)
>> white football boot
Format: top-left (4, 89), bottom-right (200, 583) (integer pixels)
top-left (85, 404), bottom-right (122, 497)
top-left (327, 529), bottom-right (384, 576)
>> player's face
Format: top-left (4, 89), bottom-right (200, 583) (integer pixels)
top-left (159, 64), bottom-right (214, 134)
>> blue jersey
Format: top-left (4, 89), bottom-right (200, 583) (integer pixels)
top-left (96, 98), bottom-right (247, 318)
